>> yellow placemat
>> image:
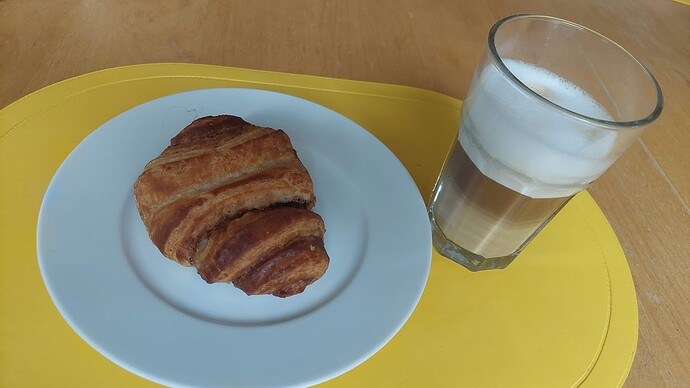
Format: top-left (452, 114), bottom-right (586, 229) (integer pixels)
top-left (0, 64), bottom-right (637, 387)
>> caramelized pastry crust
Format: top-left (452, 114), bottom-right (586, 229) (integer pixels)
top-left (134, 115), bottom-right (328, 297)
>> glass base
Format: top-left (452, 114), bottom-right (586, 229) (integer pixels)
top-left (429, 212), bottom-right (518, 271)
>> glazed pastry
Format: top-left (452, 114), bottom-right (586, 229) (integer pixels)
top-left (133, 115), bottom-right (329, 297)
top-left (197, 207), bottom-right (328, 297)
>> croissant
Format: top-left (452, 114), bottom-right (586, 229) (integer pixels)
top-left (133, 115), bottom-right (329, 297)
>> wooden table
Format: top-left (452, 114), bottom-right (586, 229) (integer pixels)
top-left (2, 1), bottom-right (688, 386)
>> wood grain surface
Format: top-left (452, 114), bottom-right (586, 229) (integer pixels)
top-left (1, 0), bottom-right (688, 386)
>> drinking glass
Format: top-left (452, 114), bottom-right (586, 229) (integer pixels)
top-left (428, 14), bottom-right (663, 271)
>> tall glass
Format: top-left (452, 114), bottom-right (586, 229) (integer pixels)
top-left (428, 15), bottom-right (663, 271)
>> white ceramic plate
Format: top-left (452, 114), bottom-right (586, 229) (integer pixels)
top-left (37, 88), bottom-right (431, 387)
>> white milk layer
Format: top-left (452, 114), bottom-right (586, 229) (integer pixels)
top-left (460, 59), bottom-right (617, 198)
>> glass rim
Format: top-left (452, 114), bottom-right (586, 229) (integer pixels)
top-left (488, 14), bottom-right (663, 130)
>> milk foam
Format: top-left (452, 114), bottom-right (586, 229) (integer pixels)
top-left (460, 59), bottom-right (618, 198)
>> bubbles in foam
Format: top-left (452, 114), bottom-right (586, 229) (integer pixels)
top-left (460, 59), bottom-right (618, 198)
top-left (505, 60), bottom-right (612, 121)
